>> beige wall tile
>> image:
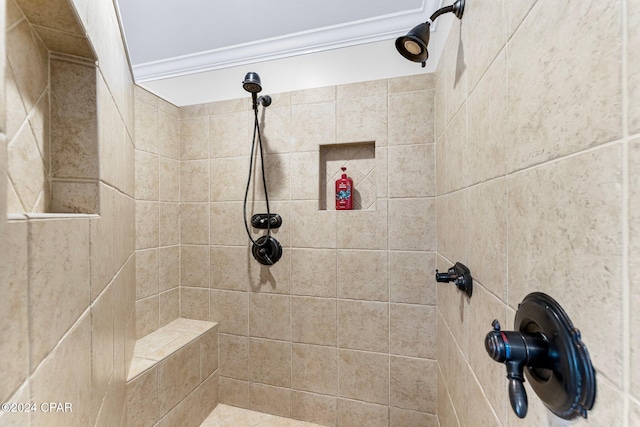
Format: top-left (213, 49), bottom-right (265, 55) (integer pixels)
top-left (390, 304), bottom-right (436, 359)
top-left (290, 249), bottom-right (337, 297)
top-left (210, 246), bottom-right (250, 291)
top-left (506, 0), bottom-right (537, 38)
top-left (388, 90), bottom-right (434, 146)
top-left (337, 80), bottom-right (387, 99)
top-left (30, 312), bottom-right (91, 427)
top-left (336, 200), bottom-right (388, 250)
top-left (135, 200), bottom-right (158, 249)
top-left (388, 144), bottom-right (434, 198)
top-left (50, 181), bottom-right (98, 213)
top-left (158, 245), bottom-right (179, 291)
top-left (463, 0), bottom-right (506, 91)
top-left (630, 0), bottom-right (640, 134)
top-left (337, 250), bottom-right (388, 301)
top-left (291, 86), bottom-right (336, 105)
top-left (158, 156), bottom-right (180, 202)
top-left (91, 286), bottom-right (114, 425)
top-left (436, 191), bottom-right (468, 265)
top-left (467, 284), bottom-right (507, 424)
top-left (135, 150), bottom-right (158, 200)
top-left (210, 290), bottom-right (249, 335)
top-left (389, 74), bottom-right (435, 93)
top-left (180, 202), bottom-right (209, 244)
top-left (291, 296), bottom-right (336, 346)
top-left (7, 19), bottom-right (48, 112)
top-left (336, 96), bottom-right (387, 144)
top-left (136, 248), bottom-right (158, 299)
top-left (290, 201), bottom-right (336, 248)
top-left (249, 338), bottom-right (291, 388)
top-left (249, 383), bottom-right (292, 418)
top-left (632, 138), bottom-right (640, 399)
top-left (157, 341), bottom-right (200, 417)
top-left (181, 116), bottom-right (209, 160)
top-left (200, 327), bottom-right (218, 381)
top-left (249, 293), bottom-right (291, 341)
top-left (338, 300), bottom-right (388, 352)
top-left (508, 145), bottom-right (623, 384)
top-left (290, 101), bottom-right (336, 152)
top-left (389, 251), bottom-right (436, 305)
top-left (180, 287), bottom-right (210, 321)
top-left (466, 51), bottom-right (507, 184)
top-left (198, 371), bottom-right (219, 421)
top-left (0, 220), bottom-right (28, 402)
top-left (7, 124), bottom-right (46, 212)
top-left (289, 151), bottom-right (320, 200)
top-left (390, 355), bottom-right (437, 413)
top-left (50, 60), bottom-right (98, 181)
top-left (219, 377), bottom-right (250, 408)
top-left (219, 333), bottom-right (249, 380)
top-left (5, 65), bottom-right (27, 142)
top-left (210, 111), bottom-right (250, 158)
top-left (388, 198), bottom-right (435, 251)
top-left (437, 369), bottom-right (459, 427)
top-left (29, 217), bottom-right (90, 369)
top-left (126, 366), bottom-right (158, 427)
top-left (210, 156), bottom-right (250, 202)
top-left (209, 97), bottom-right (247, 115)
top-left (134, 98), bottom-right (158, 152)
top-left (181, 160), bottom-right (210, 202)
top-left (159, 288), bottom-right (179, 328)
top-left (158, 110), bottom-right (180, 160)
top-left (337, 399), bottom-right (388, 427)
top-left (291, 390), bottom-right (337, 427)
top-left (440, 105), bottom-right (468, 193)
top-left (338, 350), bottom-right (389, 405)
top-left (256, 104), bottom-right (291, 155)
top-left (180, 245), bottom-right (210, 288)
top-left (467, 178), bottom-right (507, 301)
top-left (390, 407), bottom-right (438, 427)
top-left (506, 0), bottom-right (622, 172)
top-left (292, 343), bottom-right (337, 395)
top-left (210, 202), bottom-right (246, 246)
top-left (159, 202), bottom-right (179, 246)
top-left (136, 296), bottom-right (159, 339)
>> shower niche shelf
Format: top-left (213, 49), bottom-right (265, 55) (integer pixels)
top-left (319, 142), bottom-right (376, 211)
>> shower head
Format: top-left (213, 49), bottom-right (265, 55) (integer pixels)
top-left (242, 72), bottom-right (262, 93)
top-left (396, 0), bottom-right (465, 67)
top-left (396, 22), bottom-right (431, 66)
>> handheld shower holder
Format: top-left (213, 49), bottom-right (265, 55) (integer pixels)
top-left (435, 262), bottom-right (473, 297)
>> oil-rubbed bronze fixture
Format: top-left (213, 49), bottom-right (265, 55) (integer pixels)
top-left (435, 262), bottom-right (472, 297)
top-left (395, 0), bottom-right (465, 67)
top-left (485, 292), bottom-right (596, 419)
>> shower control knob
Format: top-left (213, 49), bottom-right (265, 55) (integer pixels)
top-left (484, 293), bottom-right (596, 420)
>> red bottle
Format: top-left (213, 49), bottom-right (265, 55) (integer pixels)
top-left (335, 167), bottom-right (353, 210)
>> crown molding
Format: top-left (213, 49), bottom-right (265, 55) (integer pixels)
top-left (133, 0), bottom-right (443, 82)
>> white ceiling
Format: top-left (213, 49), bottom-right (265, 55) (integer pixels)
top-left (115, 0), bottom-right (454, 106)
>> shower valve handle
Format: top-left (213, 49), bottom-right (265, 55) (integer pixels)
top-left (485, 320), bottom-right (550, 419)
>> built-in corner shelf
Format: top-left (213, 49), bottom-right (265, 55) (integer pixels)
top-left (319, 142), bottom-right (376, 211)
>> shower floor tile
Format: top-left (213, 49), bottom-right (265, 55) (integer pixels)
top-left (200, 404), bottom-right (326, 427)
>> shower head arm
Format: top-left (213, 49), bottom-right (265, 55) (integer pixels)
top-left (429, 0), bottom-right (465, 22)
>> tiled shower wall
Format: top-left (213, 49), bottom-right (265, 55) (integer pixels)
top-left (0, 0), bottom-right (136, 426)
top-left (435, 0), bottom-right (640, 426)
top-left (134, 87), bottom-right (182, 339)
top-left (145, 75), bottom-right (437, 426)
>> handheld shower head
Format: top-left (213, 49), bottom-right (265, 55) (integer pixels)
top-left (242, 72), bottom-right (262, 93)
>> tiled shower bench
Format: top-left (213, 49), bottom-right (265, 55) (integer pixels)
top-left (126, 319), bottom-right (219, 427)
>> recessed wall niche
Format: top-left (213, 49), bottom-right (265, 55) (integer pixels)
top-left (320, 142), bottom-right (376, 210)
top-left (6, 0), bottom-right (98, 214)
